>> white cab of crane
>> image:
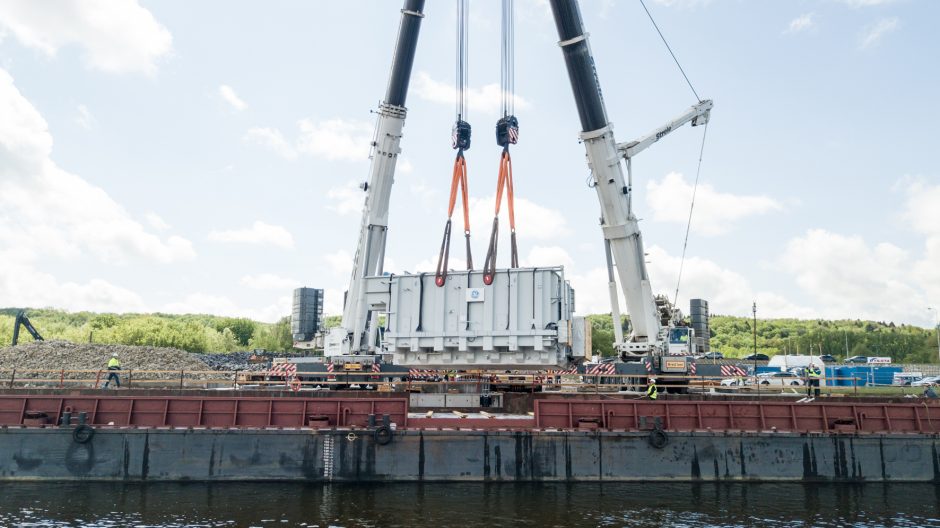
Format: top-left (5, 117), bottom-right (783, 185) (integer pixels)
top-left (667, 327), bottom-right (696, 356)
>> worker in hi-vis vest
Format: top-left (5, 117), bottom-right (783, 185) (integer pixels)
top-left (806, 363), bottom-right (822, 398)
top-left (646, 377), bottom-right (658, 400)
top-left (103, 352), bottom-right (121, 389)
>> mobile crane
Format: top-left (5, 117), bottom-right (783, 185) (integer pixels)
top-left (293, 0), bottom-right (714, 385)
top-left (548, 0), bottom-right (712, 382)
top-left (320, 0), bottom-right (426, 368)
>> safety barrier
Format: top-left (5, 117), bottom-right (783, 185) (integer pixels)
top-left (0, 369), bottom-right (924, 396)
top-left (0, 368), bottom-right (931, 397)
top-left (534, 399), bottom-right (940, 434)
top-left (0, 395), bottom-right (408, 428)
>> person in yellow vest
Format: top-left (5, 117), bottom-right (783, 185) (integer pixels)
top-left (806, 363), bottom-right (822, 398)
top-left (103, 352), bottom-right (121, 389)
top-left (646, 377), bottom-right (658, 400)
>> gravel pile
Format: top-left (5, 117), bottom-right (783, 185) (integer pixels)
top-left (198, 351), bottom-right (273, 372)
top-left (0, 341), bottom-right (281, 386)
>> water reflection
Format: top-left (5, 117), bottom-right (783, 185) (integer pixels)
top-left (0, 482), bottom-right (938, 527)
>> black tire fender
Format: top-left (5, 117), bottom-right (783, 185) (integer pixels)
top-left (373, 425), bottom-right (393, 446)
top-left (72, 424), bottom-right (95, 444)
top-left (648, 428), bottom-right (668, 449)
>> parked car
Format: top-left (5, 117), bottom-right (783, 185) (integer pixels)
top-left (757, 371), bottom-right (805, 386)
top-left (844, 355), bottom-right (869, 364)
top-left (701, 351), bottom-right (724, 360)
top-left (818, 354), bottom-right (836, 363)
top-left (743, 353), bottom-right (769, 361)
top-left (912, 376), bottom-right (940, 387)
top-left (720, 377), bottom-right (752, 386)
top-left (893, 373), bottom-right (924, 386)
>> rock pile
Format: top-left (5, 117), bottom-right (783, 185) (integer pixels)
top-left (197, 351), bottom-right (273, 372)
top-left (0, 341), bottom-right (278, 382)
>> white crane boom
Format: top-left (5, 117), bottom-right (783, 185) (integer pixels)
top-left (617, 100), bottom-right (712, 160)
top-left (549, 0), bottom-right (712, 360)
top-left (324, 1), bottom-right (426, 359)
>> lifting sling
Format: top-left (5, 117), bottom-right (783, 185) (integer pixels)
top-left (435, 0), bottom-right (473, 287)
top-left (482, 0), bottom-right (519, 285)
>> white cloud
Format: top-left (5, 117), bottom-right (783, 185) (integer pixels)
top-left (145, 212), bottom-right (170, 231)
top-left (0, 261), bottom-right (147, 312)
top-left (0, 0), bottom-right (172, 75)
top-left (412, 71), bottom-right (531, 116)
top-left (653, 0), bottom-right (713, 8)
top-left (296, 118), bottom-right (373, 162)
top-left (239, 273), bottom-right (298, 291)
top-left (324, 250), bottom-right (353, 276)
top-left (244, 118), bottom-right (373, 162)
top-left (899, 178), bottom-right (940, 317)
top-left (522, 245), bottom-right (575, 270)
top-left (219, 84), bottom-right (246, 111)
top-left (779, 229), bottom-right (924, 322)
top-left (162, 292), bottom-right (290, 323)
top-left (75, 104), bottom-right (95, 130)
top-left (163, 293), bottom-right (238, 317)
top-left (243, 127), bottom-right (297, 160)
top-left (208, 221), bottom-right (295, 249)
top-left (326, 182), bottom-right (365, 216)
top-left (323, 287), bottom-right (345, 317)
top-left (0, 67), bottom-right (195, 266)
top-left (785, 13), bottom-right (815, 34)
top-left (409, 180), bottom-right (438, 209)
top-left (900, 178), bottom-right (940, 238)
top-left (469, 195), bottom-right (570, 242)
top-left (836, 0), bottom-right (899, 7)
top-left (859, 17), bottom-right (899, 49)
top-left (646, 172), bottom-right (783, 235)
top-left (645, 245), bottom-right (810, 318)
top-left (517, 244), bottom-right (809, 319)
top-left (398, 157), bottom-right (414, 175)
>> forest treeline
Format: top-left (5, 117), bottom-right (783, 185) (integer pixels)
top-left (0, 308), bottom-right (292, 353)
top-left (587, 314), bottom-right (939, 363)
top-left (2, 309), bottom-right (937, 364)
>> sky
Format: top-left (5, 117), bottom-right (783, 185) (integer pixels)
top-left (0, 0), bottom-right (938, 328)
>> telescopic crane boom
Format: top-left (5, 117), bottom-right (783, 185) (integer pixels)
top-left (324, 0), bottom-right (426, 359)
top-left (548, 0), bottom-right (711, 366)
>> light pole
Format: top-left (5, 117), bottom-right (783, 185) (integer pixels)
top-left (928, 307), bottom-right (940, 363)
top-left (753, 302), bottom-right (759, 398)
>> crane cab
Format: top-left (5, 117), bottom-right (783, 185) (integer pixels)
top-left (667, 327), bottom-right (696, 356)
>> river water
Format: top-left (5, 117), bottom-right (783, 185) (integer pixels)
top-left (0, 482), bottom-right (937, 527)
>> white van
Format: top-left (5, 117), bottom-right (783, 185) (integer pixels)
top-left (893, 372), bottom-right (923, 386)
top-left (767, 355), bottom-right (824, 370)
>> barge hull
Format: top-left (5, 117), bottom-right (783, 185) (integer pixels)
top-left (1, 427), bottom-right (937, 482)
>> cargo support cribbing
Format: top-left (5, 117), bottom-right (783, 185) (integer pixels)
top-left (435, 0), bottom-right (473, 287)
top-left (482, 0), bottom-right (520, 285)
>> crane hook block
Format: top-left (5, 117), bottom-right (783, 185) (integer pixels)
top-left (496, 115), bottom-right (519, 147)
top-left (452, 120), bottom-right (472, 150)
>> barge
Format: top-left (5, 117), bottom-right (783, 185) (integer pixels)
top-left (1, 391), bottom-right (938, 482)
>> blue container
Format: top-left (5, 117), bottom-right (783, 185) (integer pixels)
top-left (872, 366), bottom-right (902, 386)
top-left (836, 366), bottom-right (864, 387)
top-left (849, 366), bottom-right (871, 387)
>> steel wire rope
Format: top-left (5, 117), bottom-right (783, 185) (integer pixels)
top-left (637, 0), bottom-right (708, 304)
top-left (436, 0), bottom-right (474, 287)
top-left (673, 122), bottom-right (708, 304)
top-left (483, 0), bottom-right (520, 284)
top-left (638, 0), bottom-right (701, 103)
